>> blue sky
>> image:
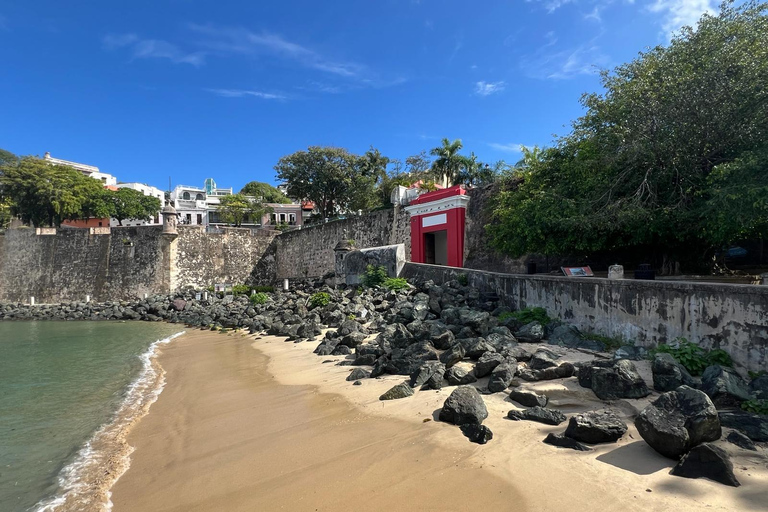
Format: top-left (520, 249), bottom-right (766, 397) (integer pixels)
top-left (0, 0), bottom-right (718, 192)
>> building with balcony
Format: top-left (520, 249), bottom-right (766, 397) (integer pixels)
top-left (44, 152), bottom-right (117, 186)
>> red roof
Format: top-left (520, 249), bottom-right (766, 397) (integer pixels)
top-left (408, 184), bottom-right (466, 205)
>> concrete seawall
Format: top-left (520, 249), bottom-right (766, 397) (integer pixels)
top-left (401, 262), bottom-right (768, 373)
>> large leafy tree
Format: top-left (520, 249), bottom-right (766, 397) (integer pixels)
top-left (0, 157), bottom-right (108, 227)
top-left (239, 181), bottom-right (291, 204)
top-left (109, 188), bottom-right (162, 226)
top-left (274, 146), bottom-right (381, 219)
top-left (216, 193), bottom-right (269, 227)
top-left (489, 1), bottom-right (768, 273)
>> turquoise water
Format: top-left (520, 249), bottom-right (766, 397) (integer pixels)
top-left (0, 321), bottom-right (183, 512)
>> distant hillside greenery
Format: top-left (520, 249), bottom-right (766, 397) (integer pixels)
top-left (488, 1), bottom-right (768, 274)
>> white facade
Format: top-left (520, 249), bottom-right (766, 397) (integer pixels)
top-left (171, 185), bottom-right (209, 226)
top-left (44, 152), bottom-right (117, 186)
top-left (110, 183), bottom-right (165, 227)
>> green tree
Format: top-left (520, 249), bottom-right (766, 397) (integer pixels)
top-left (274, 146), bottom-right (380, 219)
top-left (489, 1), bottom-right (768, 273)
top-left (239, 181), bottom-right (291, 204)
top-left (0, 148), bottom-right (19, 167)
top-left (430, 138), bottom-right (465, 186)
top-left (216, 193), bottom-right (269, 227)
top-left (108, 188), bottom-right (162, 226)
top-left (0, 157), bottom-right (107, 227)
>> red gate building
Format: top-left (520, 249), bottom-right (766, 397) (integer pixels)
top-left (404, 185), bottom-right (470, 268)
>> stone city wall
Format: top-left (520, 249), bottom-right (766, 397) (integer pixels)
top-left (0, 226), bottom-right (169, 303)
top-left (401, 262), bottom-right (768, 373)
top-left (250, 207), bottom-right (411, 282)
top-left (174, 226), bottom-right (276, 289)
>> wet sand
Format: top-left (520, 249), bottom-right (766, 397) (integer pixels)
top-left (110, 331), bottom-right (522, 511)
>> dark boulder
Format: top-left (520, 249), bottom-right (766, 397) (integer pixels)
top-left (520, 362), bottom-right (575, 382)
top-left (431, 329), bottom-right (455, 350)
top-left (508, 389), bottom-right (548, 408)
top-left (635, 386), bottom-right (721, 459)
top-left (514, 321), bottom-right (544, 343)
top-left (503, 346), bottom-right (532, 363)
top-left (749, 374), bottom-right (768, 399)
top-left (347, 368), bottom-right (370, 381)
top-left (460, 424), bottom-right (493, 444)
top-left (171, 298), bottom-right (186, 312)
top-left (339, 331), bottom-right (367, 348)
top-left (410, 361), bottom-right (445, 389)
top-left (331, 344), bottom-right (352, 356)
top-left (725, 430), bottom-right (757, 451)
top-left (718, 411), bottom-right (768, 442)
top-left (464, 338), bottom-right (496, 360)
top-left (352, 354), bottom-right (377, 366)
top-left (543, 433), bottom-right (591, 451)
top-left (487, 361), bottom-right (517, 393)
top-left (700, 365), bottom-right (751, 407)
top-left (564, 410), bottom-right (627, 444)
top-left (445, 366), bottom-right (478, 386)
top-left (474, 352), bottom-right (505, 378)
top-left (379, 382), bottom-right (414, 401)
top-left (439, 343), bottom-right (466, 368)
top-left (507, 406), bottom-right (566, 426)
top-left (652, 352), bottom-right (696, 392)
top-left (439, 386), bottom-right (488, 425)
top-left (529, 348), bottom-right (560, 370)
top-left (670, 443), bottom-right (740, 487)
top-left (589, 359), bottom-right (650, 400)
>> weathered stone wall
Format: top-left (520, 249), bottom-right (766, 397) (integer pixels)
top-left (174, 226), bottom-right (276, 289)
top-left (0, 227), bottom-right (169, 303)
top-left (266, 207), bottom-right (411, 280)
top-left (401, 262), bottom-right (768, 373)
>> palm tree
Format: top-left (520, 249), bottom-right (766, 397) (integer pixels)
top-left (429, 138), bottom-right (464, 187)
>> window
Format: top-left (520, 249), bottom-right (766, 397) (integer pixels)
top-left (279, 213), bottom-right (286, 223)
top-left (197, 214), bottom-right (202, 225)
top-left (289, 213), bottom-right (296, 225)
top-left (185, 214), bottom-right (191, 224)
top-left (196, 193), bottom-right (204, 201)
top-left (182, 192), bottom-right (190, 200)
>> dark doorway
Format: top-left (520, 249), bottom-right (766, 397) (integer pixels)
top-left (425, 233), bottom-right (436, 264)
top-left (424, 230), bottom-right (448, 265)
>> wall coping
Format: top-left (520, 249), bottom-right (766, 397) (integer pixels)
top-left (403, 262), bottom-right (768, 296)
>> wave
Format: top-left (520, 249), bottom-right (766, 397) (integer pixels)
top-left (33, 331), bottom-right (185, 512)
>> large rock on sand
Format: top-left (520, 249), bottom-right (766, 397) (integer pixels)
top-left (635, 386), bottom-right (721, 459)
top-left (652, 353), bottom-right (696, 392)
top-left (507, 406), bottom-right (566, 426)
top-left (582, 359), bottom-right (650, 400)
top-left (700, 365), bottom-right (751, 407)
top-left (439, 386), bottom-right (488, 425)
top-left (564, 410), bottom-right (627, 444)
top-left (379, 382), bottom-right (414, 401)
top-left (671, 443), bottom-right (740, 487)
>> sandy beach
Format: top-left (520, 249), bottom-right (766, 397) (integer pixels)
top-left (111, 330), bottom-right (768, 512)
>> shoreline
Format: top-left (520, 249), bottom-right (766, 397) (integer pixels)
top-left (107, 329), bottom-right (768, 512)
top-left (33, 331), bottom-right (185, 512)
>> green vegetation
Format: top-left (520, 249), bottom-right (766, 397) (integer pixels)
top-left (382, 277), bottom-right (409, 291)
top-left (252, 285), bottom-right (275, 293)
top-left (250, 292), bottom-right (269, 305)
top-left (361, 265), bottom-right (389, 288)
top-left (499, 307), bottom-right (551, 326)
top-left (0, 151), bottom-right (160, 227)
top-left (749, 370), bottom-right (767, 380)
top-left (231, 284), bottom-right (251, 295)
top-left (653, 338), bottom-right (733, 376)
top-left (581, 333), bottom-right (626, 350)
top-left (456, 273), bottom-right (469, 286)
top-left (217, 193), bottom-right (270, 227)
top-left (488, 2), bottom-right (768, 273)
top-left (741, 399), bottom-right (768, 415)
top-left (239, 181), bottom-right (291, 204)
top-left (309, 292), bottom-right (330, 309)
top-left (430, 138), bottom-right (498, 187)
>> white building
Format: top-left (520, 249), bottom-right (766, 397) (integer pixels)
top-left (170, 184), bottom-right (209, 226)
top-left (44, 152), bottom-right (117, 186)
top-left (110, 183), bottom-right (165, 227)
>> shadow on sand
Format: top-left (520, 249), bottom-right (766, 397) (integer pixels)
top-left (596, 441), bottom-right (674, 475)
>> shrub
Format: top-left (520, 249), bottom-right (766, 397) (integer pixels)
top-left (653, 338), bottom-right (732, 376)
top-left (232, 284), bottom-right (251, 295)
top-left (361, 265), bottom-right (388, 288)
top-left (252, 286), bottom-right (275, 293)
top-left (383, 277), bottom-right (409, 291)
top-left (309, 292), bottom-right (330, 309)
top-left (741, 399), bottom-right (768, 415)
top-left (501, 307), bottom-right (551, 326)
top-left (749, 370), bottom-right (768, 380)
top-left (457, 273), bottom-right (469, 286)
top-left (250, 292), bottom-right (269, 305)
top-left (581, 333), bottom-right (625, 350)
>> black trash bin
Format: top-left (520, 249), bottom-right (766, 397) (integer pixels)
top-left (634, 264), bottom-right (656, 280)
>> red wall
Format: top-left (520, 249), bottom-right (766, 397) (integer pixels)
top-left (410, 207), bottom-right (466, 267)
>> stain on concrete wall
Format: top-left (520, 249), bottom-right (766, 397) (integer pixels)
top-left (401, 262), bottom-right (768, 373)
